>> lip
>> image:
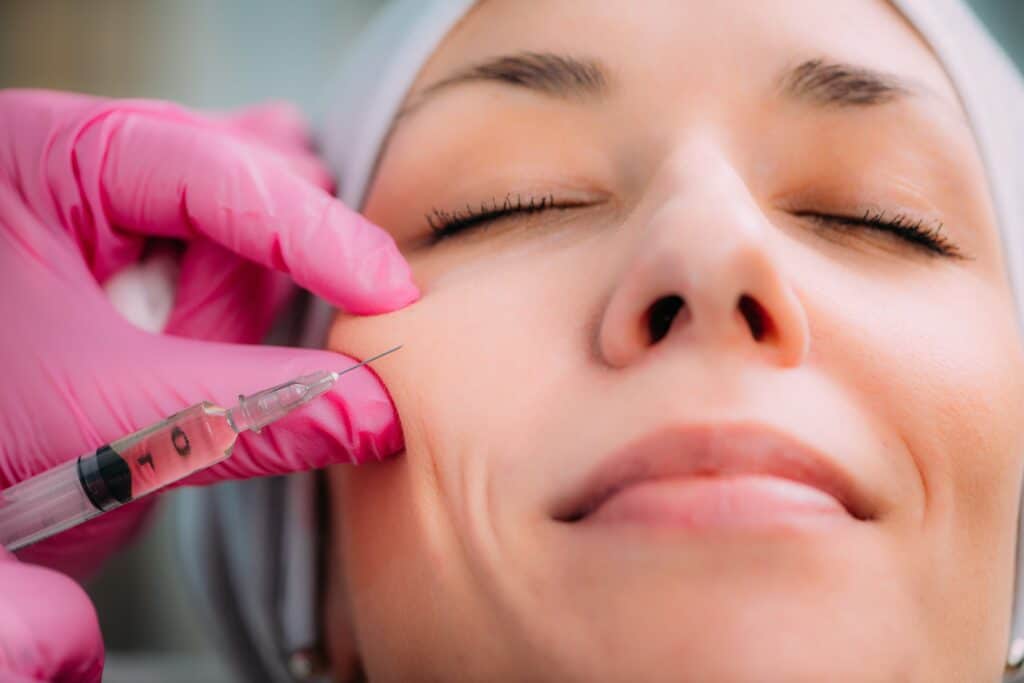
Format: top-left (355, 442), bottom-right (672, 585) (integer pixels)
top-left (552, 423), bottom-right (874, 528)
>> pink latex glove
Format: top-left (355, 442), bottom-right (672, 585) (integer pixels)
top-left (0, 90), bottom-right (417, 682)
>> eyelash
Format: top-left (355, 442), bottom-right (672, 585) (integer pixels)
top-left (426, 194), bottom-right (963, 258)
top-left (426, 193), bottom-right (559, 241)
top-left (796, 209), bottom-right (962, 258)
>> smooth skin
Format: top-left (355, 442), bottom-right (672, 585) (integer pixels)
top-left (323, 1), bottom-right (1024, 681)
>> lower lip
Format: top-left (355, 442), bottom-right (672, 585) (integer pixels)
top-left (583, 475), bottom-right (849, 531)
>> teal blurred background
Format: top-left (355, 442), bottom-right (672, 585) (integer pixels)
top-left (0, 1), bottom-right (1020, 681)
top-left (971, 0), bottom-right (1024, 69)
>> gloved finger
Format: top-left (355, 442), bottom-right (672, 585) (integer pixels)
top-left (211, 103), bottom-right (336, 191)
top-left (265, 148), bottom-right (336, 194)
top-left (222, 130), bottom-right (336, 193)
top-left (14, 497), bottom-right (159, 581)
top-left (215, 100), bottom-right (311, 151)
top-left (0, 557), bottom-right (104, 683)
top-left (93, 111), bottom-right (418, 314)
top-left (115, 335), bottom-right (404, 482)
top-left (164, 239), bottom-right (296, 344)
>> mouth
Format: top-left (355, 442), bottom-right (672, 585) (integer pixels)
top-left (552, 423), bottom-right (874, 529)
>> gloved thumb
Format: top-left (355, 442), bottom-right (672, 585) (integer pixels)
top-left (0, 555), bottom-right (104, 683)
top-left (121, 332), bottom-right (404, 486)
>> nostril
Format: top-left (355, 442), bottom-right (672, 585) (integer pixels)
top-left (646, 295), bottom-right (685, 344)
top-left (738, 294), bottom-right (771, 341)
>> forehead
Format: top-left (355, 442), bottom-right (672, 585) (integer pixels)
top-left (409, 0), bottom-right (962, 113)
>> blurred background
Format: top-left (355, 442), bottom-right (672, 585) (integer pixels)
top-left (0, 1), bottom-right (1020, 681)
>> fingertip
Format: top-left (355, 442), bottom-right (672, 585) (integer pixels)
top-left (298, 362), bottom-right (405, 466)
top-left (337, 277), bottom-right (421, 316)
top-left (333, 357), bottom-right (406, 464)
top-left (0, 561), bottom-right (104, 682)
top-left (310, 206), bottom-right (420, 315)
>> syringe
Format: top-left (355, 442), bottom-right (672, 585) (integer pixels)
top-left (0, 345), bottom-right (401, 551)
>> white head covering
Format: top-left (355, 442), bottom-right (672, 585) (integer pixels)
top-left (180, 1), bottom-right (1024, 681)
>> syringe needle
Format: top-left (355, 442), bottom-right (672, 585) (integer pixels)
top-left (231, 345), bottom-right (405, 434)
top-left (336, 344), bottom-right (403, 378)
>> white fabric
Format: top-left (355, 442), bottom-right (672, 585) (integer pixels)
top-left (180, 1), bottom-right (1024, 681)
top-left (320, 0), bottom-right (479, 209)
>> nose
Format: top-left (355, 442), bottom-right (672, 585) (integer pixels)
top-left (598, 148), bottom-right (809, 369)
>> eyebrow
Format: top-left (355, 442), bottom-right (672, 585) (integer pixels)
top-left (394, 52), bottom-right (949, 128)
top-left (778, 58), bottom-right (916, 107)
top-left (396, 52), bottom-right (608, 120)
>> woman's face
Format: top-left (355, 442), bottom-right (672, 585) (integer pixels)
top-left (323, 1), bottom-right (1024, 680)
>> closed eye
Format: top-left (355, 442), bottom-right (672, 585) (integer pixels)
top-left (795, 210), bottom-right (966, 259)
top-left (426, 193), bottom-right (574, 242)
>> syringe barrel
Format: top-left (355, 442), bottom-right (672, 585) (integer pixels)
top-left (0, 362), bottom-right (361, 552)
top-left (0, 403), bottom-right (239, 551)
top-left (0, 459), bottom-right (99, 551)
top-left (96, 402), bottom-right (238, 502)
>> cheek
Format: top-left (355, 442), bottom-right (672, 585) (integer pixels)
top-left (907, 311), bottom-right (1024, 660)
top-left (793, 241), bottom-right (1024, 518)
top-left (841, 284), bottom-right (1024, 525)
top-left (345, 225), bottom-right (612, 459)
top-left (325, 302), bottom-right (480, 665)
top-left (324, 244), bottom-right (591, 668)
top-left (804, 254), bottom-right (1024, 642)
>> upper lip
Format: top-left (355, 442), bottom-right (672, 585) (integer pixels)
top-left (552, 422), bottom-right (874, 523)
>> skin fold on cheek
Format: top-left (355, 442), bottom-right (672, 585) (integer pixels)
top-left (322, 218), bottom-right (636, 674)
top-left (327, 301), bottom-right (545, 678)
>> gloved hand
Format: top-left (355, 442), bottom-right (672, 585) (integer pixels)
top-left (0, 90), bottom-right (417, 681)
top-left (0, 551), bottom-right (104, 683)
